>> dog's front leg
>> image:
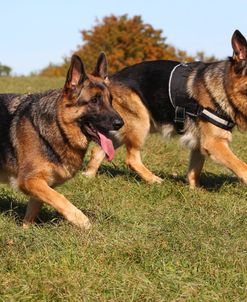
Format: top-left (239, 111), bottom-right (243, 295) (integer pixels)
top-left (202, 138), bottom-right (247, 183)
top-left (83, 145), bottom-right (106, 177)
top-left (20, 178), bottom-right (91, 229)
top-left (125, 145), bottom-right (163, 184)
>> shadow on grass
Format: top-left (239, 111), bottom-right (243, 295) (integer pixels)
top-left (162, 172), bottom-right (238, 191)
top-left (0, 194), bottom-right (61, 225)
top-left (0, 193), bottom-right (96, 226)
top-left (199, 173), bottom-right (238, 191)
top-left (97, 164), bottom-right (131, 178)
top-left (0, 195), bottom-right (27, 224)
top-left (95, 164), bottom-right (238, 191)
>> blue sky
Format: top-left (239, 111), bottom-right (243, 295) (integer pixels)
top-left (1, 0), bottom-right (247, 75)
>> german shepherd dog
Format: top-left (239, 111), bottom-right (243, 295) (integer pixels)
top-left (0, 53), bottom-right (123, 229)
top-left (84, 30), bottom-right (247, 188)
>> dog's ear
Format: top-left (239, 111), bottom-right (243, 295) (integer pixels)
top-left (232, 30), bottom-right (247, 61)
top-left (93, 52), bottom-right (108, 79)
top-left (65, 54), bottom-right (87, 90)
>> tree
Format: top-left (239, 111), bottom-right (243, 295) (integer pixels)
top-left (76, 15), bottom-right (194, 74)
top-left (0, 63), bottom-right (12, 76)
top-left (40, 15), bottom-right (193, 76)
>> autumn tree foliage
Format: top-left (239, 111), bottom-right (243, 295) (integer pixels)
top-left (75, 15), bottom-right (194, 74)
top-left (40, 15), bottom-right (202, 76)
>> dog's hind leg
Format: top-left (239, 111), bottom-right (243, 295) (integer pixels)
top-left (83, 145), bottom-right (107, 177)
top-left (20, 178), bottom-right (91, 229)
top-left (187, 149), bottom-right (205, 189)
top-left (23, 198), bottom-right (43, 228)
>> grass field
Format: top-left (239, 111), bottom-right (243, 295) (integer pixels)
top-left (0, 77), bottom-right (246, 301)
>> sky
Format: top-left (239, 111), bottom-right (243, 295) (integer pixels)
top-left (1, 0), bottom-right (247, 75)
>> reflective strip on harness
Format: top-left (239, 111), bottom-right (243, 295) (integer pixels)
top-left (168, 63), bottom-right (182, 108)
top-left (200, 108), bottom-right (235, 130)
top-left (202, 109), bottom-right (230, 126)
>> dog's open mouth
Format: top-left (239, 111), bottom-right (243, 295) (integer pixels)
top-left (83, 123), bottom-right (115, 161)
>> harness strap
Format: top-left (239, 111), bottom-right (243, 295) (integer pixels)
top-left (174, 106), bottom-right (186, 133)
top-left (168, 63), bottom-right (182, 108)
top-left (168, 63), bottom-right (235, 133)
top-left (199, 108), bottom-right (235, 130)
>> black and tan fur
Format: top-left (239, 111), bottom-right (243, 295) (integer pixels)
top-left (0, 53), bottom-right (123, 228)
top-left (84, 30), bottom-right (247, 188)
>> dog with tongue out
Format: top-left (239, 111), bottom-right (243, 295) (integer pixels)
top-left (0, 51), bottom-right (123, 230)
top-left (98, 132), bottom-right (115, 161)
top-left (78, 52), bottom-right (123, 163)
top-left (82, 126), bottom-right (116, 161)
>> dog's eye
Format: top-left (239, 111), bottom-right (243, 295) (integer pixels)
top-left (90, 95), bottom-right (102, 106)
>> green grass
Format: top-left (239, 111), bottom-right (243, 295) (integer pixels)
top-left (0, 76), bottom-right (247, 301)
top-left (0, 76), bottom-right (65, 94)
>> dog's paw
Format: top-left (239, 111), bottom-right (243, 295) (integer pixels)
top-left (74, 214), bottom-right (92, 230)
top-left (148, 175), bottom-right (163, 184)
top-left (22, 222), bottom-right (31, 229)
top-left (65, 208), bottom-right (92, 230)
top-left (81, 170), bottom-right (96, 178)
top-left (73, 216), bottom-right (92, 230)
top-left (82, 218), bottom-right (92, 230)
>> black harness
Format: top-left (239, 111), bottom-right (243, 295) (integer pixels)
top-left (168, 62), bottom-right (235, 133)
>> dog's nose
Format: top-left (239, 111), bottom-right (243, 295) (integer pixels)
top-left (113, 117), bottom-right (124, 130)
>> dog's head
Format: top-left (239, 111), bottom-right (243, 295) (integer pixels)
top-left (230, 30), bottom-right (247, 77)
top-left (224, 30), bottom-right (247, 116)
top-left (59, 53), bottom-right (124, 160)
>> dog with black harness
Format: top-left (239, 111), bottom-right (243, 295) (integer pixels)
top-left (84, 30), bottom-right (247, 188)
top-left (168, 61), bottom-right (235, 133)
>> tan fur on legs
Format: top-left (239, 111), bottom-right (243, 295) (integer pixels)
top-left (83, 145), bottom-right (106, 177)
top-left (20, 178), bottom-right (91, 229)
top-left (187, 149), bottom-right (205, 189)
top-left (23, 198), bottom-right (43, 228)
top-left (122, 102), bottom-right (162, 183)
top-left (125, 145), bottom-right (163, 183)
top-left (202, 138), bottom-right (247, 184)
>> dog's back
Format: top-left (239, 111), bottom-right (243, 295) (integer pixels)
top-left (110, 60), bottom-right (179, 124)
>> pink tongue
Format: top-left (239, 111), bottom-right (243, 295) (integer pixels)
top-left (98, 132), bottom-right (115, 161)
